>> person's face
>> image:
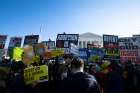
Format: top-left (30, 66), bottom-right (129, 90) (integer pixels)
top-left (91, 66), bottom-right (96, 72)
top-left (64, 58), bottom-right (71, 65)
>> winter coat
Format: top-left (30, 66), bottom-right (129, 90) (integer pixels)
top-left (60, 72), bottom-right (100, 93)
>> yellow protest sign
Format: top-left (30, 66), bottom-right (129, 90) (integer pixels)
top-left (43, 48), bottom-right (64, 59)
top-left (33, 56), bottom-right (40, 63)
top-left (13, 47), bottom-right (23, 61)
top-left (89, 55), bottom-right (100, 62)
top-left (24, 65), bottom-right (48, 84)
top-left (23, 45), bottom-right (34, 65)
top-left (51, 48), bottom-right (64, 57)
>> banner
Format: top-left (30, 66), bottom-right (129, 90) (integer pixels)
top-left (0, 35), bottom-right (7, 49)
top-left (23, 35), bottom-right (39, 46)
top-left (103, 35), bottom-right (119, 59)
top-left (12, 47), bottom-right (23, 61)
top-left (56, 34), bottom-right (79, 48)
top-left (24, 65), bottom-right (48, 84)
top-left (23, 45), bottom-right (34, 65)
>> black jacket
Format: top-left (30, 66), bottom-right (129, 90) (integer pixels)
top-left (60, 72), bottom-right (100, 93)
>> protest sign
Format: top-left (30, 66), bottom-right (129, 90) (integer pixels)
top-left (23, 35), bottom-right (39, 46)
top-left (89, 55), bottom-right (100, 62)
top-left (8, 37), bottom-right (22, 48)
top-left (103, 35), bottom-right (119, 60)
top-left (12, 47), bottom-right (23, 61)
top-left (78, 48), bottom-right (88, 62)
top-left (8, 37), bottom-right (22, 57)
top-left (119, 38), bottom-right (139, 63)
top-left (33, 56), bottom-right (40, 63)
top-left (51, 48), bottom-right (64, 57)
top-left (56, 34), bottom-right (79, 48)
top-left (24, 65), bottom-right (48, 84)
top-left (0, 35), bottom-right (7, 49)
top-left (88, 48), bottom-right (104, 62)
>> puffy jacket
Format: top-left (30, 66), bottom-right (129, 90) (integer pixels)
top-left (60, 72), bottom-right (100, 93)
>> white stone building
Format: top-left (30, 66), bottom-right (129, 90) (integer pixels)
top-left (78, 32), bottom-right (103, 48)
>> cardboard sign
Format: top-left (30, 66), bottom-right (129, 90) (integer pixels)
top-left (23, 45), bottom-right (34, 65)
top-left (24, 65), bottom-right (48, 84)
top-left (23, 35), bottom-right (39, 46)
top-left (56, 34), bottom-right (79, 48)
top-left (0, 35), bottom-right (7, 49)
top-left (13, 47), bottom-right (23, 61)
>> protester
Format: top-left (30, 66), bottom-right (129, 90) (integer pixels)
top-left (123, 62), bottom-right (137, 93)
top-left (97, 61), bottom-right (124, 93)
top-left (60, 58), bottom-right (100, 93)
top-left (0, 68), bottom-right (8, 93)
top-left (1, 52), bottom-right (140, 93)
top-left (136, 65), bottom-right (140, 93)
top-left (51, 56), bottom-right (68, 93)
top-left (107, 61), bottom-right (124, 93)
top-left (8, 61), bottom-right (25, 93)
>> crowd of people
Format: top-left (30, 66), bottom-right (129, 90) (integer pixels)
top-left (0, 54), bottom-right (140, 93)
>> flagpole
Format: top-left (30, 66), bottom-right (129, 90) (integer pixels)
top-left (39, 24), bottom-right (43, 43)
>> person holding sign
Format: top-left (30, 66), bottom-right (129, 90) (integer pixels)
top-left (60, 58), bottom-right (100, 93)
